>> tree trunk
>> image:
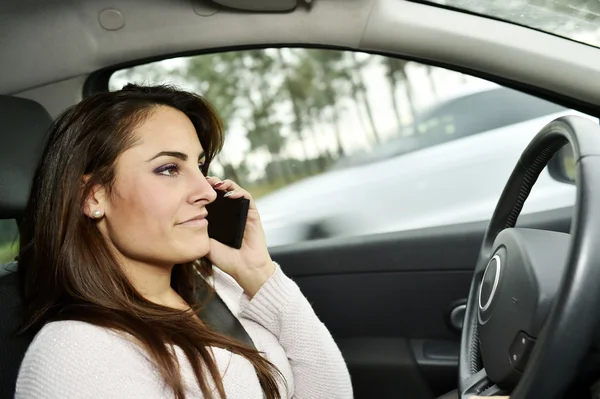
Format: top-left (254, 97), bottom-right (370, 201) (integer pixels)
top-left (290, 101), bottom-right (313, 175)
top-left (264, 155), bottom-right (277, 185)
top-left (274, 154), bottom-right (293, 184)
top-left (388, 78), bottom-right (403, 134)
top-left (331, 107), bottom-right (346, 158)
top-left (315, 114), bottom-right (337, 159)
top-left (349, 53), bottom-right (381, 144)
top-left (353, 102), bottom-right (371, 143)
top-left (426, 66), bottom-right (438, 98)
top-left (277, 49), bottom-right (312, 175)
top-left (222, 163), bottom-right (241, 185)
top-left (357, 83), bottom-right (380, 144)
top-left (308, 119), bottom-right (327, 172)
top-left (323, 84), bottom-right (346, 158)
top-left (400, 70), bottom-right (417, 125)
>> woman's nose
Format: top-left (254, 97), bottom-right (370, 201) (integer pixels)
top-left (189, 170), bottom-right (217, 205)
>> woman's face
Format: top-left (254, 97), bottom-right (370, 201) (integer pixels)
top-left (91, 106), bottom-right (217, 268)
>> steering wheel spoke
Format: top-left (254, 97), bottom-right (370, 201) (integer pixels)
top-left (460, 368), bottom-right (502, 399)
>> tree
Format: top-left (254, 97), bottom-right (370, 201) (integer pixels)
top-left (425, 65), bottom-right (438, 98)
top-left (184, 53), bottom-right (247, 179)
top-left (383, 57), bottom-right (417, 128)
top-left (346, 52), bottom-right (382, 144)
top-left (185, 52), bottom-right (244, 133)
top-left (289, 49), bottom-right (336, 164)
top-left (277, 49), bottom-right (313, 174)
top-left (305, 49), bottom-right (349, 158)
top-left (241, 50), bottom-right (292, 183)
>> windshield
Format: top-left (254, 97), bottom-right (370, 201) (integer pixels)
top-left (424, 0), bottom-right (600, 48)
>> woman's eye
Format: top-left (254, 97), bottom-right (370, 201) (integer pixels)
top-left (155, 164), bottom-right (179, 177)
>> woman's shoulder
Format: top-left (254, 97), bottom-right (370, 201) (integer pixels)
top-left (30, 320), bottom-right (136, 351)
top-left (22, 320), bottom-right (152, 369)
top-left (16, 321), bottom-right (163, 398)
top-left (34, 319), bottom-right (116, 336)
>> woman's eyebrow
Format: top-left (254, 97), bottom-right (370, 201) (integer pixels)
top-left (146, 151), bottom-right (188, 162)
top-left (146, 150), bottom-right (205, 163)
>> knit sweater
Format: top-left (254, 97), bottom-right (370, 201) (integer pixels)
top-left (15, 264), bottom-right (353, 398)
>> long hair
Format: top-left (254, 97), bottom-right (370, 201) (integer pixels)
top-left (17, 84), bottom-right (282, 399)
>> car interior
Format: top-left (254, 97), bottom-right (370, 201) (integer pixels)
top-left (2, 0), bottom-right (600, 398)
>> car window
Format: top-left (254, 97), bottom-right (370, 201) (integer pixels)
top-left (0, 220), bottom-right (18, 263)
top-left (110, 48), bottom-right (588, 247)
top-left (414, 87), bottom-right (567, 137)
top-left (332, 87), bottom-right (568, 169)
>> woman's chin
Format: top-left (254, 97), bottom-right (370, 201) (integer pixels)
top-left (178, 240), bottom-right (210, 263)
top-left (167, 232), bottom-right (211, 264)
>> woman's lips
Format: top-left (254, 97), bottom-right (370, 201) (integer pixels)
top-left (178, 213), bottom-right (208, 227)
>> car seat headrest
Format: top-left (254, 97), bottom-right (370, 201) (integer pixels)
top-left (0, 96), bottom-right (52, 219)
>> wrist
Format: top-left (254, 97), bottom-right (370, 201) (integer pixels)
top-left (236, 260), bottom-right (276, 298)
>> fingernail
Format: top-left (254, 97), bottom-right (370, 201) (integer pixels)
top-left (223, 190), bottom-right (235, 198)
top-left (213, 181), bottom-right (224, 187)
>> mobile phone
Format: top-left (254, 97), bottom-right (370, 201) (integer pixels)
top-left (206, 190), bottom-right (250, 249)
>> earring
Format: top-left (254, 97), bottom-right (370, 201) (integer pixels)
top-left (92, 210), bottom-right (103, 219)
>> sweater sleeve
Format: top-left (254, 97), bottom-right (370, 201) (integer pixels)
top-left (15, 321), bottom-right (167, 399)
top-left (238, 264), bottom-right (353, 399)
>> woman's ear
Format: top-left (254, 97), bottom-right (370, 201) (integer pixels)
top-left (82, 176), bottom-right (107, 219)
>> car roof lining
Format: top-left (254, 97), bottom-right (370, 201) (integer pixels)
top-left (2, 0), bottom-right (600, 115)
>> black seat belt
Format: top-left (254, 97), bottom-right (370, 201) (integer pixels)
top-left (197, 288), bottom-right (268, 398)
top-left (196, 288), bottom-right (257, 350)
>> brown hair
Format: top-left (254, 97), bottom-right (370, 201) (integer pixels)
top-left (18, 84), bottom-right (283, 399)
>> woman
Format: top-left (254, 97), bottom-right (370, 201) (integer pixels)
top-left (14, 84), bottom-right (352, 399)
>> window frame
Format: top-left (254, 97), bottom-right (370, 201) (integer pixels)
top-left (85, 44), bottom-right (600, 120)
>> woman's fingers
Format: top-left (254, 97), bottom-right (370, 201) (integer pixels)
top-left (206, 177), bottom-right (256, 209)
top-left (208, 177), bottom-right (239, 193)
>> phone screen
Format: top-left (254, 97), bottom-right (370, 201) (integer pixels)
top-left (205, 190), bottom-right (250, 249)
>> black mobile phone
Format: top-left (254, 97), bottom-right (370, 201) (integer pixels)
top-left (205, 190), bottom-right (250, 249)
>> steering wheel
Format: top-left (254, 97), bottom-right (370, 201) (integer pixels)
top-left (458, 116), bottom-right (600, 399)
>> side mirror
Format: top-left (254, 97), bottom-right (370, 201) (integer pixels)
top-left (548, 144), bottom-right (576, 184)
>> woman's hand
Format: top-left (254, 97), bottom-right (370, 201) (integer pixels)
top-left (205, 177), bottom-right (275, 298)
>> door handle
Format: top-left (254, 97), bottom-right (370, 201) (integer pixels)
top-left (448, 303), bottom-right (467, 332)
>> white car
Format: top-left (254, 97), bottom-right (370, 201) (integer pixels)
top-left (257, 86), bottom-right (594, 247)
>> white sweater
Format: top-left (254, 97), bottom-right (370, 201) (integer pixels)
top-left (15, 265), bottom-right (353, 399)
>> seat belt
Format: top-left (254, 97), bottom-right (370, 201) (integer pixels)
top-left (196, 288), bottom-right (257, 350)
top-left (196, 289), bottom-right (268, 398)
